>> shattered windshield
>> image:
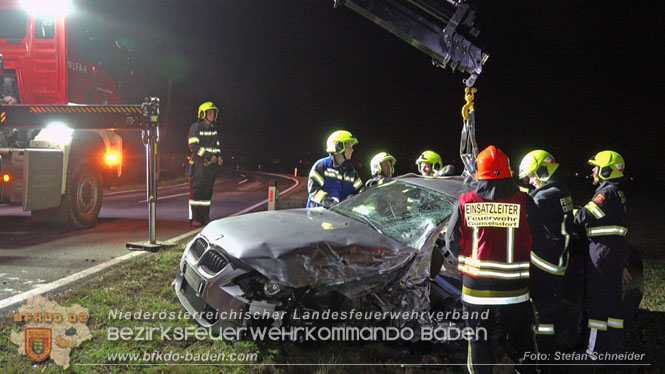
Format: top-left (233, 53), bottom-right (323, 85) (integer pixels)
top-left (332, 181), bottom-right (457, 248)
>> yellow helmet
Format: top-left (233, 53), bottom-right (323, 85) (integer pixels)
top-left (588, 150), bottom-right (625, 181)
top-left (326, 130), bottom-right (358, 154)
top-left (370, 152), bottom-right (396, 177)
top-left (518, 150), bottom-right (559, 182)
top-left (415, 150), bottom-right (442, 173)
top-left (198, 101), bottom-right (219, 121)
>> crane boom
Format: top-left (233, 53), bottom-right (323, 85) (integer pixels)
top-left (335, 0), bottom-right (488, 87)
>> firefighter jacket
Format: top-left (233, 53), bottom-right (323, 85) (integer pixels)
top-left (365, 176), bottom-right (393, 189)
top-left (188, 119), bottom-right (221, 164)
top-left (307, 156), bottom-right (363, 208)
top-left (445, 179), bottom-right (545, 305)
top-left (529, 174), bottom-right (575, 278)
top-left (574, 180), bottom-right (629, 269)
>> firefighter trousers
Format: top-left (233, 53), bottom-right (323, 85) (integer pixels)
top-left (585, 244), bottom-right (626, 357)
top-left (188, 162), bottom-right (217, 224)
top-left (531, 276), bottom-right (563, 361)
top-left (463, 301), bottom-right (537, 374)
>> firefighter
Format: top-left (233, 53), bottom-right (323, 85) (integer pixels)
top-left (519, 150), bottom-right (574, 362)
top-left (365, 152), bottom-right (396, 188)
top-left (445, 145), bottom-right (544, 374)
top-left (307, 130), bottom-right (363, 208)
top-left (187, 101), bottom-right (222, 227)
top-left (416, 150), bottom-right (455, 176)
top-left (415, 150), bottom-right (442, 176)
top-left (575, 150), bottom-right (629, 359)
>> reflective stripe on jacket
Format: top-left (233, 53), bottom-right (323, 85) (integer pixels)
top-left (457, 190), bottom-right (533, 305)
top-left (574, 180), bottom-right (629, 267)
top-left (307, 156), bottom-right (363, 208)
top-left (529, 178), bottom-right (574, 276)
top-left (575, 181), bottom-right (628, 242)
top-left (188, 120), bottom-right (221, 161)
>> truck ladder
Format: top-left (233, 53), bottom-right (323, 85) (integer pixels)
top-left (0, 104), bottom-right (143, 129)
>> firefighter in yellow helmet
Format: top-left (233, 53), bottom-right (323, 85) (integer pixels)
top-left (574, 150), bottom-right (629, 359)
top-left (415, 150), bottom-right (456, 176)
top-left (307, 130), bottom-right (363, 208)
top-left (187, 101), bottom-right (223, 227)
top-left (415, 150), bottom-right (441, 176)
top-left (365, 152), bottom-right (396, 188)
top-left (519, 150), bottom-right (574, 363)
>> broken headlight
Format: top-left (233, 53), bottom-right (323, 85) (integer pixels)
top-left (264, 280), bottom-right (282, 297)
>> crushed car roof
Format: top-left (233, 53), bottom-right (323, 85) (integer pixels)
top-left (395, 174), bottom-right (473, 197)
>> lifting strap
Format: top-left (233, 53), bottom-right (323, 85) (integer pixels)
top-left (460, 87), bottom-right (478, 183)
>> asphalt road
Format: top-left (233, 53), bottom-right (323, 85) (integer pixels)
top-left (0, 171), bottom-right (298, 300)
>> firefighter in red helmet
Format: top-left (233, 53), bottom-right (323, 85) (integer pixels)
top-left (446, 145), bottom-right (544, 374)
top-left (187, 101), bottom-right (223, 227)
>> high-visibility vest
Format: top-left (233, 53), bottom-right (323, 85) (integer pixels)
top-left (457, 191), bottom-right (532, 305)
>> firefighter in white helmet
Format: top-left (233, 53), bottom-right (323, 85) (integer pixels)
top-left (365, 152), bottom-right (396, 188)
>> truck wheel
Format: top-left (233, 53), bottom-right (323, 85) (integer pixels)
top-left (65, 160), bottom-right (103, 229)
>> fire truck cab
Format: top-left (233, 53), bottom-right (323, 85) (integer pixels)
top-left (0, 0), bottom-right (131, 228)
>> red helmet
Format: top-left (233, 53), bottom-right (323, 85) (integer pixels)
top-left (476, 145), bottom-right (512, 180)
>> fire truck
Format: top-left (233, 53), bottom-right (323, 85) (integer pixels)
top-left (0, 0), bottom-right (144, 228)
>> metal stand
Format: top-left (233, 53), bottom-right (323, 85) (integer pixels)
top-left (127, 97), bottom-right (172, 252)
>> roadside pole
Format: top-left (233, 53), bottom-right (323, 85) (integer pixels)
top-left (267, 181), bottom-right (278, 211)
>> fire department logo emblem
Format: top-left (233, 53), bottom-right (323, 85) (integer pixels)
top-left (25, 328), bottom-right (52, 362)
top-left (593, 193), bottom-right (606, 205)
top-left (10, 295), bottom-right (91, 368)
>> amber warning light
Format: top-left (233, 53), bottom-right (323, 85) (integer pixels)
top-left (104, 151), bottom-right (121, 166)
top-left (2, 174), bottom-right (10, 183)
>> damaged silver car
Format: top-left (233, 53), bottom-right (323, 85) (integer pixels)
top-left (174, 174), bottom-right (643, 347)
top-left (174, 175), bottom-right (471, 337)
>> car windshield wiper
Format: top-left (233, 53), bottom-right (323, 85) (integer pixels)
top-left (358, 215), bottom-right (383, 235)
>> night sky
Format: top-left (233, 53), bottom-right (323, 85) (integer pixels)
top-left (80, 0), bottom-right (664, 181)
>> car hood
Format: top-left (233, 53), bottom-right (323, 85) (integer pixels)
top-left (200, 208), bottom-right (415, 288)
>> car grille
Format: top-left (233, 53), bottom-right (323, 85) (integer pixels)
top-left (200, 249), bottom-right (228, 274)
top-left (190, 237), bottom-right (207, 260)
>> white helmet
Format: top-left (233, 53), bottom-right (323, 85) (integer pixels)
top-left (370, 152), bottom-right (396, 177)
